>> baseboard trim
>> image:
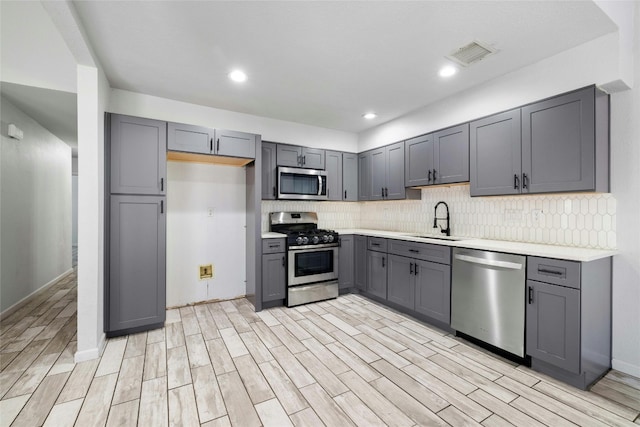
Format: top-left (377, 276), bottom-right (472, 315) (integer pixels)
top-left (74, 333), bottom-right (106, 363)
top-left (612, 358), bottom-right (640, 378)
top-left (0, 268), bottom-right (74, 321)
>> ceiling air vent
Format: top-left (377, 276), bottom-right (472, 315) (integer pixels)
top-left (447, 41), bottom-right (497, 67)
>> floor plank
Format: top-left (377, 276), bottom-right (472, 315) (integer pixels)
top-left (191, 365), bottom-right (226, 423)
top-left (168, 384), bottom-right (200, 427)
top-left (298, 382), bottom-right (355, 427)
top-left (112, 354), bottom-right (145, 405)
top-left (139, 376), bottom-right (168, 427)
top-left (106, 399), bottom-right (139, 427)
top-left (217, 371), bottom-right (262, 427)
top-left (258, 359), bottom-right (309, 415)
top-left (254, 398), bottom-right (294, 427)
top-left (74, 372), bottom-right (118, 427)
top-left (42, 398), bottom-right (84, 427)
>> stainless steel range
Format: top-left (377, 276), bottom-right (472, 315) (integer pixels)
top-left (270, 212), bottom-right (339, 307)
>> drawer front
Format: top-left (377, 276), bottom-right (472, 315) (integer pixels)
top-left (527, 256), bottom-right (580, 289)
top-left (388, 239), bottom-right (451, 265)
top-left (262, 238), bottom-right (286, 254)
top-left (367, 237), bottom-right (388, 252)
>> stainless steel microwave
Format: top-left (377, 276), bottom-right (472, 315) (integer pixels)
top-left (278, 166), bottom-right (328, 200)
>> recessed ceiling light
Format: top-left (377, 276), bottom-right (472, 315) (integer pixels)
top-left (363, 112), bottom-right (377, 120)
top-left (438, 65), bottom-right (457, 78)
top-left (228, 70), bottom-right (247, 83)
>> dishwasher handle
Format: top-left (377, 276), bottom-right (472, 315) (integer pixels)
top-left (454, 254), bottom-right (523, 270)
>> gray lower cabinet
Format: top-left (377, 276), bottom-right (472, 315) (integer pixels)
top-left (526, 280), bottom-right (580, 373)
top-left (262, 253), bottom-right (286, 302)
top-left (471, 85), bottom-right (609, 197)
top-left (262, 142), bottom-right (277, 200)
top-left (342, 153), bottom-right (358, 201)
top-left (367, 250), bottom-right (387, 299)
top-left (110, 114), bottom-right (167, 196)
top-left (525, 256), bottom-right (612, 389)
top-left (414, 260), bottom-right (451, 324)
top-left (262, 237), bottom-right (286, 303)
top-left (108, 195), bottom-right (166, 334)
top-left (354, 236), bottom-right (367, 290)
top-left (387, 254), bottom-right (414, 309)
top-left (358, 152), bottom-right (371, 200)
top-left (276, 144), bottom-right (325, 169)
top-left (325, 150), bottom-right (343, 201)
top-left (338, 235), bottom-right (354, 291)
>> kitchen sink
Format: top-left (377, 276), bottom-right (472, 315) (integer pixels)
top-left (405, 234), bottom-right (469, 241)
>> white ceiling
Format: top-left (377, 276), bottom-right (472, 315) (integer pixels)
top-left (1, 82), bottom-right (78, 155)
top-left (73, 1), bottom-right (617, 134)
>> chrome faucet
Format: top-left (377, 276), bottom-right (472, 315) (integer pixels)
top-left (433, 201), bottom-right (451, 236)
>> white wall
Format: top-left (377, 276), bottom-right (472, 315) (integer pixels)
top-left (166, 162), bottom-right (247, 306)
top-left (0, 1), bottom-right (77, 93)
top-left (0, 96), bottom-right (72, 313)
top-left (109, 89), bottom-right (358, 152)
top-left (358, 22), bottom-right (639, 376)
top-left (608, 3), bottom-right (640, 378)
top-left (75, 64), bottom-right (110, 362)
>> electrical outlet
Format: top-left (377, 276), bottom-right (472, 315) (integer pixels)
top-left (199, 264), bottom-right (213, 280)
top-left (207, 208), bottom-right (214, 218)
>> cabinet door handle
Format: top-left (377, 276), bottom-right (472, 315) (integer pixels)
top-left (415, 263), bottom-right (419, 275)
top-left (382, 257), bottom-right (385, 268)
top-left (210, 138), bottom-right (213, 152)
top-left (381, 187), bottom-right (385, 198)
top-left (410, 262), bottom-right (414, 275)
top-left (433, 169), bottom-right (437, 181)
top-left (522, 173), bottom-right (528, 189)
top-left (160, 178), bottom-right (164, 191)
top-left (273, 187), bottom-right (276, 197)
top-left (385, 187), bottom-right (389, 198)
top-left (428, 170), bottom-right (432, 182)
top-left (539, 268), bottom-right (563, 276)
top-left (528, 286), bottom-right (534, 304)
top-left (514, 174), bottom-right (520, 190)
top-left (160, 200), bottom-right (164, 214)
top-left (344, 190), bottom-right (347, 199)
top-left (303, 155), bottom-right (306, 165)
top-left (282, 256), bottom-right (285, 266)
top-left (216, 138), bottom-right (220, 152)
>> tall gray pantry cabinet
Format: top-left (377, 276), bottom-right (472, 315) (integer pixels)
top-left (106, 114), bottom-right (167, 336)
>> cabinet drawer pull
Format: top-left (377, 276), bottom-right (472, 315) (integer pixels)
top-left (528, 286), bottom-right (534, 304)
top-left (408, 249), bottom-right (420, 253)
top-left (371, 243), bottom-right (380, 247)
top-left (268, 244), bottom-right (280, 248)
top-left (539, 268), bottom-right (563, 276)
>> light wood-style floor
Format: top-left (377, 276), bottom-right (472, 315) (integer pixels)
top-left (1, 271), bottom-right (639, 427)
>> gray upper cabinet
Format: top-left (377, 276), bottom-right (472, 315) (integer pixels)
top-left (433, 123), bottom-right (469, 184)
top-left (261, 142), bottom-right (277, 200)
top-left (342, 153), bottom-right (358, 201)
top-left (470, 110), bottom-right (522, 196)
top-left (338, 235), bottom-right (354, 291)
top-left (110, 114), bottom-right (167, 196)
top-left (405, 134), bottom-right (434, 187)
top-left (471, 86), bottom-right (608, 197)
top-left (108, 195), bottom-right (166, 333)
top-left (358, 152), bottom-right (371, 201)
top-left (354, 235), bottom-right (367, 290)
top-left (215, 129), bottom-right (256, 159)
top-left (276, 144), bottom-right (325, 169)
top-left (522, 87), bottom-right (604, 194)
top-left (167, 122), bottom-right (213, 154)
top-left (405, 124), bottom-right (469, 188)
top-left (325, 150), bottom-right (343, 201)
top-left (368, 141), bottom-right (412, 201)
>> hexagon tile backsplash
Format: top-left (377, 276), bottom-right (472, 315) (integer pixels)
top-left (262, 185), bottom-right (616, 250)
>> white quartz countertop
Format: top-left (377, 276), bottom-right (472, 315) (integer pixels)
top-left (333, 229), bottom-right (617, 262)
top-left (261, 232), bottom-right (287, 239)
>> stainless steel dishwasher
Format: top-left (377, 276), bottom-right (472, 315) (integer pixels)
top-left (451, 248), bottom-right (526, 357)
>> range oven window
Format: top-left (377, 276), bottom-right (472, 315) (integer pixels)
top-left (294, 250), bottom-right (334, 277)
